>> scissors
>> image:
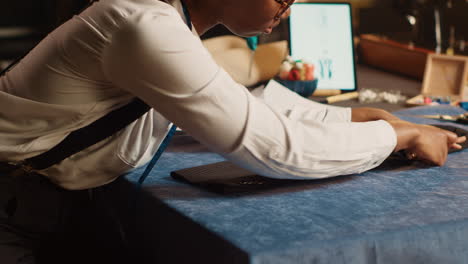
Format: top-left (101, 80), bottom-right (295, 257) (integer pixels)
top-left (417, 113), bottom-right (468, 124)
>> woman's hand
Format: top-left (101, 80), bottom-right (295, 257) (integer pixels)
top-left (389, 120), bottom-right (466, 166)
top-left (351, 107), bottom-right (400, 122)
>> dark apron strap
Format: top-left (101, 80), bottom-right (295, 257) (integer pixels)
top-left (26, 99), bottom-right (151, 170)
top-left (2, 99), bottom-right (150, 172)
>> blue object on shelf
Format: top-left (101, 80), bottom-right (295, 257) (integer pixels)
top-left (275, 78), bottom-right (319, 98)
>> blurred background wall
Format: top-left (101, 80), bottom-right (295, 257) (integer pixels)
top-left (203, 0), bottom-right (467, 56)
top-left (0, 0), bottom-right (90, 68)
top-left (0, 0), bottom-right (467, 69)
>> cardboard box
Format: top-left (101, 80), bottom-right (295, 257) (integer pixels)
top-left (406, 54), bottom-right (468, 106)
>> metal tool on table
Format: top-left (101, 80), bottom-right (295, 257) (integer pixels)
top-left (246, 36), bottom-right (258, 78)
top-left (417, 113), bottom-right (468, 124)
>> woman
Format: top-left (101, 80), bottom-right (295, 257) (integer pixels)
top-left (0, 0), bottom-right (465, 263)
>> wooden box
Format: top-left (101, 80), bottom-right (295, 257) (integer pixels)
top-left (406, 54), bottom-right (468, 106)
top-left (358, 34), bottom-right (433, 80)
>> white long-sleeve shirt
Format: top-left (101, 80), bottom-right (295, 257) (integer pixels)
top-left (0, 0), bottom-right (396, 190)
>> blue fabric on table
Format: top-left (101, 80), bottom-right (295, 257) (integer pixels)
top-left (125, 105), bottom-right (468, 264)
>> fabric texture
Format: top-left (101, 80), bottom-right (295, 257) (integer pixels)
top-left (124, 105), bottom-right (468, 264)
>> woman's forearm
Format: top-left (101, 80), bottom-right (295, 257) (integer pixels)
top-left (387, 120), bottom-right (420, 152)
top-left (351, 107), bottom-right (399, 122)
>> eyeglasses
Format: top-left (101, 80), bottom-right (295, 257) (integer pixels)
top-left (274, 0), bottom-right (295, 20)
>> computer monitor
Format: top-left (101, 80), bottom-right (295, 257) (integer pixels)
top-left (289, 2), bottom-right (357, 92)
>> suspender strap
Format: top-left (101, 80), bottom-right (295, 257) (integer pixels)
top-left (23, 98), bottom-right (150, 170)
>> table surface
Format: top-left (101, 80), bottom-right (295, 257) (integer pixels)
top-left (125, 104), bottom-right (468, 264)
top-left (314, 64), bottom-right (422, 112)
top-left (123, 66), bottom-right (468, 263)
